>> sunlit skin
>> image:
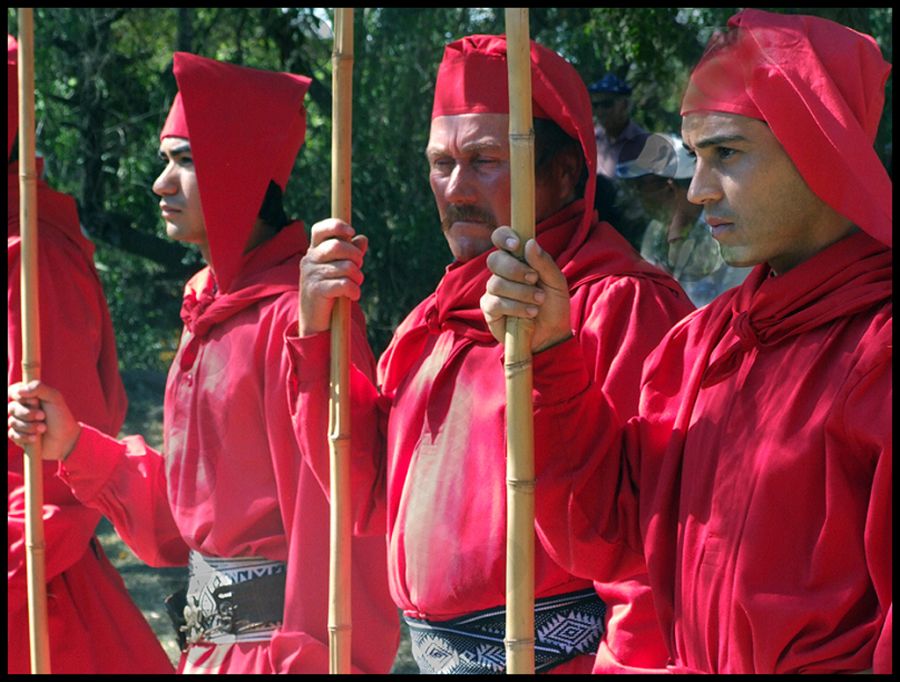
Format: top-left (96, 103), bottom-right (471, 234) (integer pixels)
top-left (152, 136), bottom-right (210, 262)
top-left (427, 113), bottom-right (566, 263)
top-left (479, 111), bottom-right (859, 352)
top-left (298, 112), bottom-right (579, 339)
top-left (681, 112), bottom-right (855, 275)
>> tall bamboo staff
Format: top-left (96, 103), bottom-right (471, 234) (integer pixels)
top-left (503, 8), bottom-right (536, 675)
top-left (327, 7), bottom-right (354, 675)
top-left (17, 7), bottom-right (52, 675)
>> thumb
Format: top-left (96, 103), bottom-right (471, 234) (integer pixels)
top-left (523, 239), bottom-right (566, 291)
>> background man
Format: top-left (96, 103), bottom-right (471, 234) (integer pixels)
top-left (588, 72), bottom-right (647, 179)
top-left (617, 131), bottom-right (751, 306)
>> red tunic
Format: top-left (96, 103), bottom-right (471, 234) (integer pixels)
top-left (534, 230), bottom-right (892, 673)
top-left (56, 223), bottom-right (399, 673)
top-left (289, 200), bottom-right (694, 672)
top-left (7, 168), bottom-right (173, 674)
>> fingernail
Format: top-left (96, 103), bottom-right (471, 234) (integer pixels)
top-left (525, 272), bottom-right (538, 284)
top-left (533, 290), bottom-right (545, 303)
top-left (526, 306), bottom-right (539, 317)
top-left (505, 237), bottom-right (518, 249)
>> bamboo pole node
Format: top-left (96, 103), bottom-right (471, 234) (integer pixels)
top-left (503, 357), bottom-right (532, 377)
top-left (503, 7), bottom-right (536, 675)
top-left (505, 637), bottom-right (536, 650)
top-left (506, 478), bottom-right (536, 493)
top-left (18, 6), bottom-right (52, 674)
top-left (326, 7), bottom-right (354, 675)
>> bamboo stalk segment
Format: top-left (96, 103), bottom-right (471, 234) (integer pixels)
top-left (503, 7), bottom-right (536, 676)
top-left (327, 6), bottom-right (354, 675)
top-left (17, 7), bottom-right (52, 675)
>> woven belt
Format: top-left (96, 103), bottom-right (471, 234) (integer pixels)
top-left (182, 551), bottom-right (286, 646)
top-left (404, 588), bottom-right (606, 674)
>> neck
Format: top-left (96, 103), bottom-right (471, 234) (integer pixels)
top-left (243, 218), bottom-right (279, 254)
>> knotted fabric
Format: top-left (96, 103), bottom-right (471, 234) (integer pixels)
top-left (700, 230), bottom-right (892, 388)
top-left (380, 201), bottom-right (681, 396)
top-left (178, 221), bottom-right (308, 371)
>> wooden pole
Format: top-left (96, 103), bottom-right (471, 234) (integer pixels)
top-left (503, 8), bottom-right (536, 675)
top-left (17, 7), bottom-right (52, 675)
top-left (327, 7), bottom-right (354, 675)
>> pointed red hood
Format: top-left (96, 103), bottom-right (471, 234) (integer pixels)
top-left (160, 52), bottom-right (312, 293)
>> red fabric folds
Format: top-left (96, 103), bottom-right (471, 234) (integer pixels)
top-left (700, 231), bottom-right (892, 387)
top-left (380, 200), bottom-right (680, 396)
top-left (8, 168), bottom-right (172, 674)
top-left (7, 34), bottom-right (17, 158)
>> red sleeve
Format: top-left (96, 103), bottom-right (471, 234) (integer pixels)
top-left (285, 303), bottom-right (388, 535)
top-left (7, 471), bottom-right (102, 616)
top-left (58, 425), bottom-right (189, 567)
top-left (532, 275), bottom-right (692, 577)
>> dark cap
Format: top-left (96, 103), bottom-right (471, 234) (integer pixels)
top-left (587, 72), bottom-right (631, 95)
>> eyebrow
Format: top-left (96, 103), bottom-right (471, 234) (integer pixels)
top-left (425, 141), bottom-right (505, 160)
top-left (686, 134), bottom-right (748, 150)
top-left (158, 143), bottom-right (192, 157)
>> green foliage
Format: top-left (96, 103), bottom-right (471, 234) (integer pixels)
top-left (7, 7), bottom-right (893, 368)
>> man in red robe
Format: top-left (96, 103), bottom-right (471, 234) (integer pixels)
top-left (7, 34), bottom-right (174, 674)
top-left (7, 51), bottom-right (399, 673)
top-left (287, 36), bottom-right (693, 673)
top-left (482, 9), bottom-right (892, 674)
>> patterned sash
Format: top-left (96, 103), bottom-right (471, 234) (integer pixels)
top-left (404, 588), bottom-right (606, 673)
top-left (183, 552), bottom-right (286, 646)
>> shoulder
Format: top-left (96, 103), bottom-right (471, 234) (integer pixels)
top-left (574, 270), bottom-right (695, 325)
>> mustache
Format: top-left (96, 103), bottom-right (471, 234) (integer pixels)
top-left (441, 204), bottom-right (498, 232)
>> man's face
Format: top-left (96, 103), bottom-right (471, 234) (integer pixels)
top-left (632, 174), bottom-right (676, 225)
top-left (427, 113), bottom-right (566, 263)
top-left (152, 136), bottom-right (208, 250)
top-left (682, 112), bottom-right (841, 274)
top-left (591, 94), bottom-right (629, 134)
top-left (427, 114), bottom-right (512, 263)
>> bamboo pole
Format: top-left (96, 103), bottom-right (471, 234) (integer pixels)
top-left (327, 7), bottom-right (354, 675)
top-left (503, 8), bottom-right (536, 675)
top-left (17, 7), bottom-right (52, 675)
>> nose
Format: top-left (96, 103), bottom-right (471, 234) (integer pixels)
top-left (685, 160), bottom-right (722, 206)
top-left (152, 163), bottom-right (177, 197)
top-left (442, 163), bottom-right (477, 205)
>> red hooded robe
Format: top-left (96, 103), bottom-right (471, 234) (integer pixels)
top-left (287, 34), bottom-right (694, 673)
top-left (7, 34), bottom-right (173, 674)
top-left (53, 52), bottom-right (399, 674)
top-left (534, 10), bottom-right (892, 673)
